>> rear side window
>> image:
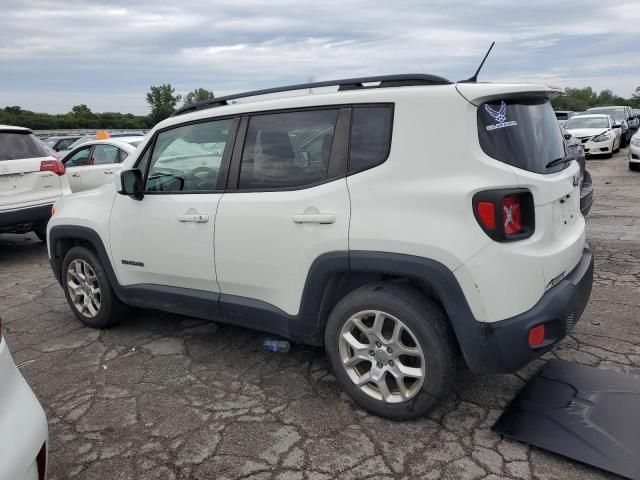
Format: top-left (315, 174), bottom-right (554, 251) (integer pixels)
top-left (239, 109), bottom-right (339, 189)
top-left (478, 98), bottom-right (567, 174)
top-left (348, 106), bottom-right (393, 174)
top-left (0, 132), bottom-right (49, 160)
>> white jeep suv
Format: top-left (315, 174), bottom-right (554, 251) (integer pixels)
top-left (1, 125), bottom-right (71, 241)
top-left (47, 75), bottom-right (593, 419)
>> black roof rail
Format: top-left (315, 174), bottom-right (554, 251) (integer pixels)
top-left (172, 73), bottom-right (451, 116)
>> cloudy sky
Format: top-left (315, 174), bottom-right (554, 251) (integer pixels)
top-left (1, 0), bottom-right (639, 114)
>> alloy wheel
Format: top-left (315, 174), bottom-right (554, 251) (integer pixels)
top-left (66, 259), bottom-right (101, 318)
top-left (338, 310), bottom-right (426, 403)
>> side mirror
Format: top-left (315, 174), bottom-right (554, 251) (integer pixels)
top-left (119, 169), bottom-right (144, 200)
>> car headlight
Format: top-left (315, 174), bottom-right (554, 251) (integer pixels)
top-left (592, 133), bottom-right (613, 142)
top-left (631, 138), bottom-right (640, 147)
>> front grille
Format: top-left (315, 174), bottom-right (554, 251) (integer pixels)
top-left (565, 312), bottom-right (576, 331)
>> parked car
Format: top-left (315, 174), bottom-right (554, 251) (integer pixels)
top-left (43, 135), bottom-right (83, 152)
top-left (0, 125), bottom-right (71, 240)
top-left (61, 138), bottom-right (142, 192)
top-left (0, 320), bottom-right (49, 480)
top-left (563, 130), bottom-right (593, 214)
top-left (629, 130), bottom-right (640, 171)
top-left (555, 110), bottom-right (576, 127)
top-left (563, 114), bottom-right (620, 157)
top-left (47, 75), bottom-right (593, 419)
top-left (585, 106), bottom-right (636, 146)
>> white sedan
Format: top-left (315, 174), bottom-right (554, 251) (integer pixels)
top-left (563, 114), bottom-right (621, 158)
top-left (0, 324), bottom-right (48, 480)
top-left (61, 137), bottom-right (142, 192)
top-left (629, 130), bottom-right (640, 171)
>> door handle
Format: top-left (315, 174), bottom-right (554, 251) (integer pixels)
top-left (104, 171), bottom-right (114, 175)
top-left (178, 213), bottom-right (209, 223)
top-left (292, 213), bottom-right (336, 224)
top-left (71, 173), bottom-right (80, 178)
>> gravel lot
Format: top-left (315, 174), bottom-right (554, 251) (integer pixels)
top-left (1, 148), bottom-right (638, 480)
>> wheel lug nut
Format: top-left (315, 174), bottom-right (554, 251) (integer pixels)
top-left (375, 341), bottom-right (382, 348)
top-left (386, 347), bottom-right (392, 354)
top-left (388, 360), bottom-right (394, 366)
top-left (369, 350), bottom-right (375, 357)
top-left (376, 362), bottom-right (383, 368)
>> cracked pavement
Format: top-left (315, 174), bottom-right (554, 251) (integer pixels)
top-left (1, 148), bottom-right (639, 480)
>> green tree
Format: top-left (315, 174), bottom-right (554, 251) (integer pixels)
top-left (71, 104), bottom-right (92, 116)
top-left (146, 84), bottom-right (182, 125)
top-left (183, 88), bottom-right (215, 106)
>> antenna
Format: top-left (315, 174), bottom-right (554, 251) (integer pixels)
top-left (459, 42), bottom-right (495, 83)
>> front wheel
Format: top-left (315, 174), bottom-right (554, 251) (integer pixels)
top-left (325, 283), bottom-right (456, 420)
top-left (62, 246), bottom-right (126, 328)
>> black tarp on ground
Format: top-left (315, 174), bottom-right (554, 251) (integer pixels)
top-left (493, 359), bottom-right (640, 480)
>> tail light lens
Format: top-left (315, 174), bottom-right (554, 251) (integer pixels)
top-left (473, 189), bottom-right (534, 242)
top-left (40, 159), bottom-right (66, 176)
top-left (528, 324), bottom-right (546, 347)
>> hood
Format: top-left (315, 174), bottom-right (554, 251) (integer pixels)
top-left (564, 128), bottom-right (608, 138)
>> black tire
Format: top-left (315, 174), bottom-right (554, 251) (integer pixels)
top-left (620, 133), bottom-right (627, 148)
top-left (33, 221), bottom-right (47, 243)
top-left (61, 246), bottom-right (127, 328)
top-left (325, 282), bottom-right (456, 420)
top-left (630, 162), bottom-right (640, 171)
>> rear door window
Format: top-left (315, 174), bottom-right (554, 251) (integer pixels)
top-left (478, 98), bottom-right (567, 174)
top-left (239, 109), bottom-right (339, 189)
top-left (0, 132), bottom-right (49, 160)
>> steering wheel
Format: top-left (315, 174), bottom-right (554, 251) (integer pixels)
top-left (190, 166), bottom-right (219, 190)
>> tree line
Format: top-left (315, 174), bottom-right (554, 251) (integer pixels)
top-left (0, 85), bottom-right (214, 131)
top-left (2, 84), bottom-right (639, 130)
top-left (551, 86), bottom-right (640, 111)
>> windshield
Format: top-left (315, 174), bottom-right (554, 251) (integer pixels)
top-left (67, 136), bottom-right (94, 150)
top-left (478, 98), bottom-right (567, 174)
top-left (588, 109), bottom-right (625, 122)
top-left (565, 117), bottom-right (609, 129)
top-left (0, 132), bottom-right (50, 160)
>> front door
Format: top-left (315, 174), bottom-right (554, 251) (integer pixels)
top-left (109, 117), bottom-right (237, 292)
top-left (215, 108), bottom-right (351, 316)
top-left (63, 145), bottom-right (93, 192)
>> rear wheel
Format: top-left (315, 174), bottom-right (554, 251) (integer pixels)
top-left (325, 282), bottom-right (456, 419)
top-left (62, 246), bottom-right (126, 328)
top-left (630, 162), bottom-right (640, 171)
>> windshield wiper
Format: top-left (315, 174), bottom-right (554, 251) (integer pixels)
top-left (545, 157), bottom-right (570, 169)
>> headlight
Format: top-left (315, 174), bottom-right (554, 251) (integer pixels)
top-left (631, 138), bottom-right (640, 147)
top-left (592, 133), bottom-right (613, 142)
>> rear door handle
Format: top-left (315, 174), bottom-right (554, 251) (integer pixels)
top-left (104, 171), bottom-right (114, 175)
top-left (178, 213), bottom-right (209, 223)
top-left (292, 213), bottom-right (336, 224)
top-left (71, 173), bottom-right (80, 178)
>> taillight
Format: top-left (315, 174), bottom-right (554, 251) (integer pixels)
top-left (473, 189), bottom-right (534, 242)
top-left (40, 158), bottom-right (65, 176)
top-left (37, 443), bottom-right (47, 480)
top-left (502, 195), bottom-right (522, 235)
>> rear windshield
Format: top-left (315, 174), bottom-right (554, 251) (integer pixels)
top-left (0, 132), bottom-right (50, 160)
top-left (587, 108), bottom-right (625, 122)
top-left (478, 98), bottom-right (567, 174)
top-left (564, 117), bottom-right (609, 129)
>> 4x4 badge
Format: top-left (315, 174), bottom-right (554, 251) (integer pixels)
top-left (485, 101), bottom-right (518, 131)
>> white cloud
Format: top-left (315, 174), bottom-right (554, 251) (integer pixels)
top-left (0, 0), bottom-right (638, 114)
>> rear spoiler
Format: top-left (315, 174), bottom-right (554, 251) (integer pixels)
top-left (456, 83), bottom-right (562, 106)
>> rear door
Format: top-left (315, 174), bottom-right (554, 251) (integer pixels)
top-left (80, 143), bottom-right (122, 190)
top-left (214, 108), bottom-right (351, 317)
top-left (0, 130), bottom-right (61, 209)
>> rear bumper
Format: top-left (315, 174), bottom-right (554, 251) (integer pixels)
top-left (462, 246), bottom-right (593, 374)
top-left (0, 203), bottom-right (52, 230)
top-left (0, 339), bottom-right (48, 480)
